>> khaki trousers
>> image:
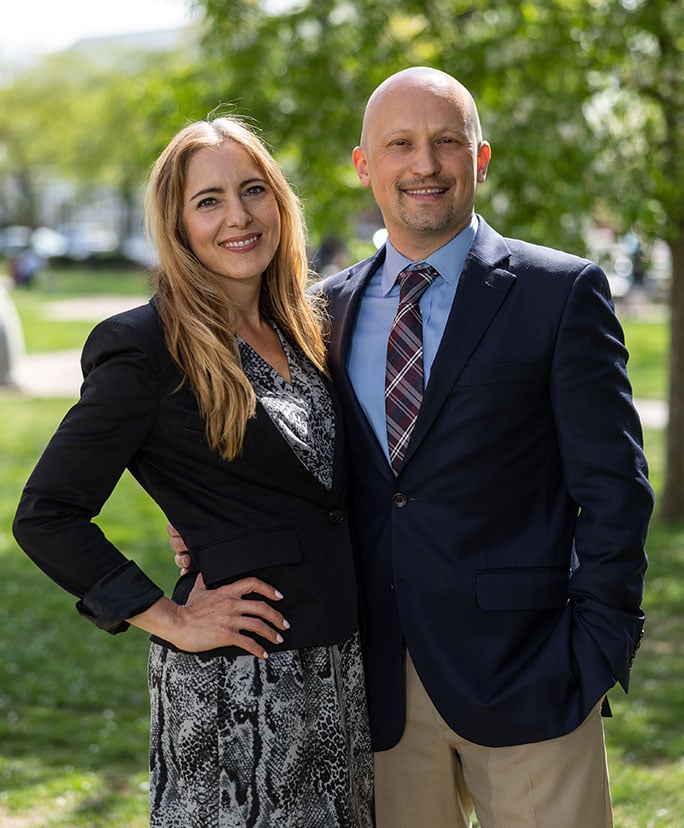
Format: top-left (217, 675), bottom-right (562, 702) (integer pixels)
top-left (374, 654), bottom-right (613, 828)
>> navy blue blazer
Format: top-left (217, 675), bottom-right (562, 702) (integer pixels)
top-left (13, 301), bottom-right (359, 656)
top-left (320, 216), bottom-right (654, 750)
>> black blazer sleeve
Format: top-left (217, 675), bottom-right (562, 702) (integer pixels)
top-left (13, 306), bottom-right (166, 632)
top-left (13, 302), bottom-right (360, 654)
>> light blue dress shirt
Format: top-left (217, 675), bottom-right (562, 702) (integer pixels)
top-left (346, 215), bottom-right (478, 461)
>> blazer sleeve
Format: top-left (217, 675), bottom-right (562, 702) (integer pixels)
top-left (12, 313), bottom-right (165, 633)
top-left (550, 262), bottom-right (654, 690)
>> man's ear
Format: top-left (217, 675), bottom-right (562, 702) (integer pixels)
top-left (353, 146), bottom-right (371, 188)
top-left (477, 141), bottom-right (492, 183)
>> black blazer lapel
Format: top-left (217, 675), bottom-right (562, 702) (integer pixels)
top-left (241, 397), bottom-right (340, 505)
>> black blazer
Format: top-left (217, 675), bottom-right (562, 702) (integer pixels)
top-left (320, 216), bottom-right (654, 749)
top-left (13, 301), bottom-right (359, 656)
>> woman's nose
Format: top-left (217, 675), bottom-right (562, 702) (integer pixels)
top-left (223, 197), bottom-right (250, 228)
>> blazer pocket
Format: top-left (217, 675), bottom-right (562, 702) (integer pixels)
top-left (194, 527), bottom-right (303, 587)
top-left (458, 361), bottom-right (541, 387)
top-left (477, 566), bottom-right (569, 611)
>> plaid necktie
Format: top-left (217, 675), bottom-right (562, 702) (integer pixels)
top-left (385, 263), bottom-right (438, 474)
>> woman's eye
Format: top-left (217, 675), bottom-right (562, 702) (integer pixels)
top-left (197, 197), bottom-right (217, 208)
top-left (244, 185), bottom-right (266, 197)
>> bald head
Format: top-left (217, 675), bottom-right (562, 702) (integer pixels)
top-left (360, 67), bottom-right (483, 149)
top-left (352, 66), bottom-right (491, 259)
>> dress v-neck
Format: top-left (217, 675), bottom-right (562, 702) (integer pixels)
top-left (237, 326), bottom-right (335, 491)
top-left (237, 324), bottom-right (292, 385)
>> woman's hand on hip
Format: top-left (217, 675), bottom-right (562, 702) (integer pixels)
top-left (129, 574), bottom-right (289, 659)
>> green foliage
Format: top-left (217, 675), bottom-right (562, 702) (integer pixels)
top-left (187, 0), bottom-right (683, 255)
top-left (1, 0), bottom-right (681, 253)
top-left (0, 46), bottom-right (222, 232)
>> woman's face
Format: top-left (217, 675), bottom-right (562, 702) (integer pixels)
top-left (182, 141), bottom-right (281, 294)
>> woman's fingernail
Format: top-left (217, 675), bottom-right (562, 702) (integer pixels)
top-left (275, 590), bottom-right (284, 599)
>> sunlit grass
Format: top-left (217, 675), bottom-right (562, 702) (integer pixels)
top-left (622, 316), bottom-right (670, 400)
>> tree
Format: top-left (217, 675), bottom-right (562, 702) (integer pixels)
top-left (191, 0), bottom-right (684, 516)
top-left (0, 44), bottom-right (220, 243)
top-left (578, 0), bottom-right (684, 520)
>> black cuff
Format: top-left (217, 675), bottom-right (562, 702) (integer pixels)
top-left (77, 560), bottom-right (164, 634)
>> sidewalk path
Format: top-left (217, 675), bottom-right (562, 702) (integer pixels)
top-left (3, 293), bottom-right (670, 427)
top-left (9, 352), bottom-right (670, 430)
top-left (9, 296), bottom-right (148, 399)
top-left (632, 398), bottom-right (668, 429)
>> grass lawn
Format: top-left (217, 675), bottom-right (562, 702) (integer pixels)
top-left (0, 396), bottom-right (170, 826)
top-left (622, 316), bottom-right (670, 401)
top-left (0, 269), bottom-right (680, 825)
top-left (8, 266), bottom-right (152, 353)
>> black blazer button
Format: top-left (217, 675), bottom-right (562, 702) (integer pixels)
top-left (329, 509), bottom-right (345, 524)
top-left (392, 492), bottom-right (408, 508)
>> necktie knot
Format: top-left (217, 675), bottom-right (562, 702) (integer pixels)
top-left (398, 263), bottom-right (438, 305)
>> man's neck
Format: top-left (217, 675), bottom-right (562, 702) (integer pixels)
top-left (387, 219), bottom-right (474, 262)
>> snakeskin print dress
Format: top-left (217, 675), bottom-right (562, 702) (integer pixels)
top-left (148, 327), bottom-right (374, 827)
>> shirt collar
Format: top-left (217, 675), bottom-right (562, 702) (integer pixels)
top-left (381, 214), bottom-right (479, 295)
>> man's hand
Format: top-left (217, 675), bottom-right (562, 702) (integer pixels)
top-left (168, 522), bottom-right (192, 575)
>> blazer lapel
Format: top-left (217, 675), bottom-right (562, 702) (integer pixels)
top-left (325, 251), bottom-right (395, 479)
top-left (326, 252), bottom-right (383, 376)
top-left (401, 219), bottom-right (517, 470)
top-left (242, 396), bottom-right (340, 505)
top-left (323, 371), bottom-right (351, 500)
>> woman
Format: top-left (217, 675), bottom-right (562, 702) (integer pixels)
top-left (13, 116), bottom-right (373, 827)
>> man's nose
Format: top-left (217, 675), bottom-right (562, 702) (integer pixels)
top-left (411, 142), bottom-right (441, 176)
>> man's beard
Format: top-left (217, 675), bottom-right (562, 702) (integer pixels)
top-left (396, 200), bottom-right (458, 234)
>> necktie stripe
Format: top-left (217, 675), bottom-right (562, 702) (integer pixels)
top-left (385, 264), bottom-right (438, 475)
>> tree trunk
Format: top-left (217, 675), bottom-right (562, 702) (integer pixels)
top-left (659, 223), bottom-right (684, 520)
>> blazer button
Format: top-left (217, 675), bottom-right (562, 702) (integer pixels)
top-left (392, 493), bottom-right (408, 508)
top-left (329, 509), bottom-right (345, 524)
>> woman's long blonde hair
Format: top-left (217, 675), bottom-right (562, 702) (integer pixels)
top-left (146, 116), bottom-right (328, 460)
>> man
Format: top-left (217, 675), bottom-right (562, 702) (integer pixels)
top-left (173, 67), bottom-right (654, 827)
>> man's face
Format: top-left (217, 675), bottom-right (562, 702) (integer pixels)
top-left (353, 79), bottom-right (490, 260)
